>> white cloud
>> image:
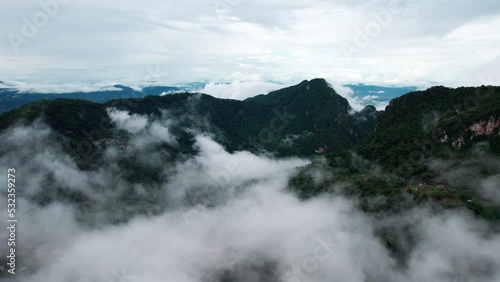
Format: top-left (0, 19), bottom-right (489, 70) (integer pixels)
top-left (362, 95), bottom-right (379, 100)
top-left (107, 109), bottom-right (177, 147)
top-left (108, 109), bottom-right (148, 134)
top-left (0, 0), bottom-right (498, 87)
top-left (325, 81), bottom-right (366, 111)
top-left (0, 80), bottom-right (126, 93)
top-left (201, 81), bottom-right (283, 100)
top-left (2, 117), bottom-right (500, 281)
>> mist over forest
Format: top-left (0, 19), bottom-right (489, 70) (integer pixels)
top-left (1, 0), bottom-right (500, 281)
top-left (1, 82), bottom-right (500, 282)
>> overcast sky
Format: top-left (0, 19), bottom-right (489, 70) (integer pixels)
top-left (1, 0), bottom-right (499, 90)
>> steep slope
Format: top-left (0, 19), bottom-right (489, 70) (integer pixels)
top-left (358, 85), bottom-right (500, 173)
top-left (288, 85), bottom-right (500, 221)
top-left (244, 78), bottom-right (379, 154)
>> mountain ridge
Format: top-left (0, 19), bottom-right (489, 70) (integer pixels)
top-left (0, 79), bottom-right (380, 160)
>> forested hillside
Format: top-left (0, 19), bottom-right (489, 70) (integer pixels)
top-left (290, 85), bottom-right (500, 221)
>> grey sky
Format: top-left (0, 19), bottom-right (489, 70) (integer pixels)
top-left (1, 0), bottom-right (499, 91)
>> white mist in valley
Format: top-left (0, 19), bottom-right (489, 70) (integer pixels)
top-left (0, 110), bottom-right (499, 282)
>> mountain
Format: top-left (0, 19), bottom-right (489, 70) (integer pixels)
top-left (0, 78), bottom-right (380, 228)
top-left (0, 82), bottom-right (418, 115)
top-left (0, 84), bottom-right (182, 114)
top-left (290, 85), bottom-right (500, 220)
top-left (2, 80), bottom-right (500, 280)
top-left (358, 85), bottom-right (500, 172)
top-left (241, 78), bottom-right (379, 154)
top-left (0, 79), bottom-right (379, 160)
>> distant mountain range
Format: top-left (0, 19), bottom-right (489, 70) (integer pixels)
top-left (0, 81), bottom-right (416, 114)
top-left (0, 84), bottom-right (181, 114)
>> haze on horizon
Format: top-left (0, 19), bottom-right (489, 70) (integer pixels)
top-left (1, 0), bottom-right (499, 93)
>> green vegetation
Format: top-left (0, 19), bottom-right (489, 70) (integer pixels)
top-left (1, 80), bottom-right (499, 222)
top-left (289, 85), bottom-right (500, 221)
top-left (358, 85), bottom-right (500, 174)
top-left (0, 79), bottom-right (379, 159)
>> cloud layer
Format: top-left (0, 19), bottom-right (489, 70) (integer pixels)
top-left (1, 109), bottom-right (500, 281)
top-left (1, 0), bottom-right (499, 87)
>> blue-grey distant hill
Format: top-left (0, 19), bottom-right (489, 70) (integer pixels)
top-left (0, 85), bottom-right (182, 114)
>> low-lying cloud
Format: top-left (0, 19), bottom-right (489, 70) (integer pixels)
top-left (1, 109), bottom-right (499, 282)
